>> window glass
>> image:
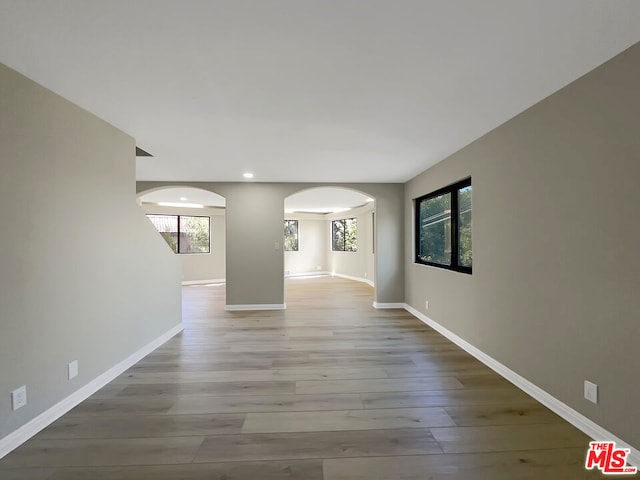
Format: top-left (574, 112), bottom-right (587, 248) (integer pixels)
top-left (332, 218), bottom-right (357, 252)
top-left (147, 215), bottom-right (178, 253)
top-left (458, 186), bottom-right (472, 268)
top-left (146, 214), bottom-right (210, 254)
top-left (345, 217), bottom-right (357, 252)
top-left (332, 219), bottom-right (345, 251)
top-left (179, 216), bottom-right (210, 253)
top-left (418, 193), bottom-right (451, 266)
top-left (284, 220), bottom-right (299, 251)
top-left (415, 178), bottom-right (471, 273)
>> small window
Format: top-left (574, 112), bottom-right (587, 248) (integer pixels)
top-left (146, 214), bottom-right (210, 254)
top-left (332, 217), bottom-right (357, 252)
top-left (415, 178), bottom-right (471, 273)
top-left (284, 220), bottom-right (299, 251)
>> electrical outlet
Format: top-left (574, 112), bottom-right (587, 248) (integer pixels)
top-left (274, 242), bottom-right (280, 251)
top-left (316, 266), bottom-right (322, 270)
top-left (364, 272), bottom-right (367, 278)
top-left (584, 380), bottom-right (598, 404)
top-left (425, 300), bottom-right (429, 310)
top-left (68, 360), bottom-right (79, 380)
top-left (11, 385), bottom-right (27, 411)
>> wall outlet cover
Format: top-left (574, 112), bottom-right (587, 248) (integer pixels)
top-left (11, 385), bottom-right (27, 411)
top-left (68, 360), bottom-right (79, 380)
top-left (584, 380), bottom-right (598, 404)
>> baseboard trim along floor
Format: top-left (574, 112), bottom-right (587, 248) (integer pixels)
top-left (224, 304), bottom-right (287, 311)
top-left (182, 278), bottom-right (226, 285)
top-left (331, 272), bottom-right (374, 288)
top-left (403, 303), bottom-right (639, 468)
top-left (0, 323), bottom-right (184, 460)
top-left (372, 302), bottom-right (406, 309)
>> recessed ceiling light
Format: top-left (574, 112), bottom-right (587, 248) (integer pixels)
top-left (243, 172), bottom-right (254, 179)
top-left (179, 197), bottom-right (187, 201)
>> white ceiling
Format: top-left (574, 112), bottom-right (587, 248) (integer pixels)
top-left (1, 1), bottom-right (638, 183)
top-left (285, 187), bottom-right (372, 213)
top-left (139, 187), bottom-right (226, 207)
top-left (139, 186), bottom-right (370, 212)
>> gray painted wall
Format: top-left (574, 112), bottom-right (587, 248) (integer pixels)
top-left (404, 44), bottom-right (640, 449)
top-left (0, 64), bottom-right (182, 440)
top-left (137, 182), bottom-right (404, 306)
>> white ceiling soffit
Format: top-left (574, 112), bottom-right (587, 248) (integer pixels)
top-left (0, 1), bottom-right (638, 183)
top-left (139, 187), bottom-right (226, 207)
top-left (285, 187), bottom-right (373, 213)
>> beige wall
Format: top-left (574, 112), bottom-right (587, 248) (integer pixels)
top-left (283, 205), bottom-right (375, 284)
top-left (284, 214), bottom-right (327, 276)
top-left (139, 201), bottom-right (375, 286)
top-left (141, 204), bottom-right (226, 282)
top-left (138, 183), bottom-right (404, 306)
top-left (404, 44), bottom-right (640, 450)
top-left (139, 202), bottom-right (374, 285)
top-left (326, 203), bottom-right (375, 283)
top-left (0, 64), bottom-right (182, 440)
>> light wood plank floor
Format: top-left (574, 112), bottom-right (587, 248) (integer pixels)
top-left (0, 276), bottom-right (610, 479)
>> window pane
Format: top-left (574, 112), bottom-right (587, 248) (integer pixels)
top-left (146, 215), bottom-right (178, 253)
top-left (418, 193), bottom-right (451, 265)
top-left (458, 186), bottom-right (472, 268)
top-left (345, 217), bottom-right (357, 252)
top-left (284, 220), bottom-right (299, 251)
top-left (332, 220), bottom-right (345, 251)
top-left (179, 216), bottom-right (210, 253)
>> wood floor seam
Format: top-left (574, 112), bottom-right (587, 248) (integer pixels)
top-left (0, 277), bottom-right (599, 479)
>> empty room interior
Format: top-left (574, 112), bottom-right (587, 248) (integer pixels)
top-left (0, 1), bottom-right (639, 479)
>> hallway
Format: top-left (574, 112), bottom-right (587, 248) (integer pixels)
top-left (0, 276), bottom-right (599, 479)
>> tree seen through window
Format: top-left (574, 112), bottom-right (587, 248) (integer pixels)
top-left (332, 218), bottom-right (357, 252)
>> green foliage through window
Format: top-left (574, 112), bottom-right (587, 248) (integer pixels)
top-left (415, 178), bottom-right (471, 273)
top-left (146, 214), bottom-right (210, 254)
top-left (332, 218), bottom-right (357, 252)
top-left (284, 220), bottom-right (299, 251)
top-left (458, 186), bottom-right (472, 268)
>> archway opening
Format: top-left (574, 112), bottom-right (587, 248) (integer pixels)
top-left (283, 186), bottom-right (376, 306)
top-left (138, 186), bottom-right (226, 285)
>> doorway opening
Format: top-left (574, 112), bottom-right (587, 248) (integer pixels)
top-left (283, 186), bottom-right (376, 306)
top-left (137, 186), bottom-right (226, 286)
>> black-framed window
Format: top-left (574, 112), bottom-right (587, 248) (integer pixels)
top-left (146, 214), bottom-right (210, 254)
top-left (415, 178), bottom-right (471, 273)
top-left (332, 217), bottom-right (357, 252)
top-left (284, 220), bottom-right (299, 251)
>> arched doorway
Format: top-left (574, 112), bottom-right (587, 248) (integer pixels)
top-left (283, 186), bottom-right (376, 304)
top-left (137, 186), bottom-right (226, 285)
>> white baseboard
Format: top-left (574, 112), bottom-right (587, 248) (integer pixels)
top-left (285, 271), bottom-right (330, 278)
top-left (224, 304), bottom-right (287, 311)
top-left (373, 302), bottom-right (406, 309)
top-left (403, 304), bottom-right (639, 468)
top-left (181, 278), bottom-right (225, 285)
top-left (331, 272), bottom-right (374, 288)
top-left (0, 323), bottom-right (184, 460)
